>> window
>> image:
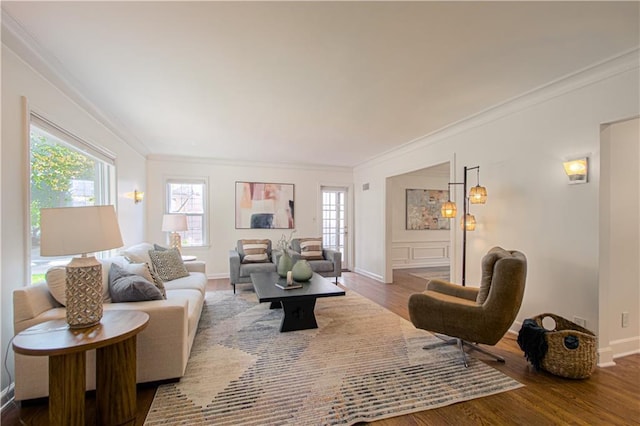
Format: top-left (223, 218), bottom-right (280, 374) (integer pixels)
top-left (166, 179), bottom-right (207, 247)
top-left (29, 113), bottom-right (115, 284)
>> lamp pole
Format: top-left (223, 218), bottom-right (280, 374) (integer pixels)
top-left (445, 165), bottom-right (481, 287)
top-left (462, 166), bottom-right (468, 286)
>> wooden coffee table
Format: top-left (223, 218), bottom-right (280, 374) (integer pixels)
top-left (13, 310), bottom-right (149, 426)
top-left (251, 272), bottom-right (345, 332)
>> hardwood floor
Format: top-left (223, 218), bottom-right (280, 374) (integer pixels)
top-left (3, 269), bottom-right (639, 425)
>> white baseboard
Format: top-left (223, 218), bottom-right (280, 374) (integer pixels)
top-left (610, 336), bottom-right (640, 359)
top-left (353, 267), bottom-right (384, 283)
top-left (207, 272), bottom-right (229, 280)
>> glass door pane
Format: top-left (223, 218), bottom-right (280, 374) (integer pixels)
top-left (321, 187), bottom-right (347, 269)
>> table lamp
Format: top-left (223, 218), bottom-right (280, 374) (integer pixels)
top-left (162, 214), bottom-right (188, 252)
top-left (40, 205), bottom-right (123, 328)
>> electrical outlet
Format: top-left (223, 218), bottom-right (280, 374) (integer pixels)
top-left (573, 316), bottom-right (587, 328)
top-left (622, 312), bottom-right (629, 328)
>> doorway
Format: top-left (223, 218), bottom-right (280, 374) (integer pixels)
top-left (321, 186), bottom-right (349, 270)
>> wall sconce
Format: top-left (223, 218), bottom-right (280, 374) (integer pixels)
top-left (133, 190), bottom-right (144, 203)
top-left (563, 158), bottom-right (588, 184)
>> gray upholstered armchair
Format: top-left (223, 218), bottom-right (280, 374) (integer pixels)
top-left (408, 247), bottom-right (527, 367)
top-left (288, 238), bottom-right (342, 283)
top-left (229, 239), bottom-right (277, 293)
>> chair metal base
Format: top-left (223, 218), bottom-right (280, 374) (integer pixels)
top-left (422, 334), bottom-right (506, 368)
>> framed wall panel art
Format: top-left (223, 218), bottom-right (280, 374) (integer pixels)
top-left (405, 188), bottom-right (450, 230)
top-left (235, 181), bottom-right (295, 229)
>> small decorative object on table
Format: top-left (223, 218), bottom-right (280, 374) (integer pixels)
top-left (292, 259), bottom-right (313, 281)
top-left (275, 281), bottom-right (303, 290)
top-left (276, 231), bottom-right (295, 278)
top-left (276, 273), bottom-right (302, 290)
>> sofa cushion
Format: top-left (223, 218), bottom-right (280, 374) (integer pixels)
top-left (239, 239), bottom-right (270, 263)
top-left (299, 238), bottom-right (324, 260)
top-left (148, 248), bottom-right (190, 281)
top-left (45, 267), bottom-right (67, 306)
top-left (163, 272), bottom-right (207, 295)
top-left (307, 259), bottom-right (334, 273)
top-left (109, 263), bottom-right (164, 303)
top-left (239, 261), bottom-right (277, 277)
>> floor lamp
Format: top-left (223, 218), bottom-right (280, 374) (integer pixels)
top-left (440, 166), bottom-right (487, 286)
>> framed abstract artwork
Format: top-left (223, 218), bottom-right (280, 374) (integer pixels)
top-left (405, 189), bottom-right (450, 230)
top-left (235, 181), bottom-right (295, 229)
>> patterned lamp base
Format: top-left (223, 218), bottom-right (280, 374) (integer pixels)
top-left (169, 232), bottom-right (182, 253)
top-left (65, 256), bottom-right (103, 329)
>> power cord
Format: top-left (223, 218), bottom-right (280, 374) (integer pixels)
top-left (3, 335), bottom-right (27, 425)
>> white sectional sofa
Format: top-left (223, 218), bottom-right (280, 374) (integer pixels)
top-left (12, 243), bottom-right (207, 401)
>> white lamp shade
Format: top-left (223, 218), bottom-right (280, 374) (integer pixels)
top-left (162, 214), bottom-right (188, 232)
top-left (40, 205), bottom-right (124, 256)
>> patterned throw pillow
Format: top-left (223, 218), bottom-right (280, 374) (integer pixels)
top-left (147, 267), bottom-right (168, 299)
top-left (148, 248), bottom-right (190, 281)
top-left (240, 239), bottom-right (269, 263)
top-left (299, 238), bottom-right (324, 260)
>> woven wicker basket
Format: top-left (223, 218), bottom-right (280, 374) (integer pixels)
top-left (531, 313), bottom-right (597, 379)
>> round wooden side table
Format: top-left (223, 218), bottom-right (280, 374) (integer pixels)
top-left (13, 310), bottom-right (149, 426)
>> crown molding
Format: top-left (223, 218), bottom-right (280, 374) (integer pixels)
top-left (147, 153), bottom-right (353, 174)
top-left (1, 10), bottom-right (150, 157)
top-left (356, 47), bottom-right (640, 172)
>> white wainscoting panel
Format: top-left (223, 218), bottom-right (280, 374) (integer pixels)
top-left (392, 240), bottom-right (450, 269)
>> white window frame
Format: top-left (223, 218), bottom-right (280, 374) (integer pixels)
top-left (165, 177), bottom-right (208, 248)
top-left (28, 111), bottom-right (117, 284)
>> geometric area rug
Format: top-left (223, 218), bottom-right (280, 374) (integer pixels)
top-left (144, 290), bottom-right (522, 425)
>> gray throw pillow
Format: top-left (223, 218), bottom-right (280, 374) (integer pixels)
top-left (148, 248), bottom-right (189, 281)
top-left (109, 263), bottom-right (164, 303)
top-left (153, 243), bottom-right (168, 251)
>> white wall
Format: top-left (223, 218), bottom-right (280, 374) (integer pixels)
top-left (599, 117), bottom-right (640, 364)
top-left (354, 51), bottom-right (639, 359)
top-left (146, 157), bottom-right (353, 278)
top-left (390, 169), bottom-right (450, 268)
top-left (1, 46), bottom-right (147, 393)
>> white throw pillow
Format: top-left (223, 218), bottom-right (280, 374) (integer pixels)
top-left (122, 242), bottom-right (155, 265)
top-left (46, 267), bottom-right (67, 306)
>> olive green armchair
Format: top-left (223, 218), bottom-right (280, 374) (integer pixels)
top-left (408, 247), bottom-right (527, 367)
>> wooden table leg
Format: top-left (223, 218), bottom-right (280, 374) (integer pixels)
top-left (96, 336), bottom-right (138, 426)
top-left (49, 352), bottom-right (85, 426)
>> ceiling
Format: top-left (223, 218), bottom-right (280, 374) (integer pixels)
top-left (2, 1), bottom-right (638, 168)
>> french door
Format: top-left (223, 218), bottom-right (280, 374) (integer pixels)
top-left (321, 187), bottom-right (349, 270)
